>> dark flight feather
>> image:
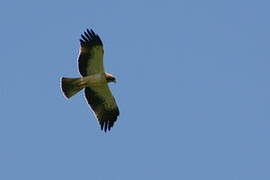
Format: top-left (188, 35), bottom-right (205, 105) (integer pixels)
top-left (79, 28), bottom-right (103, 47)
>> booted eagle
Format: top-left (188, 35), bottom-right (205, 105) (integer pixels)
top-left (61, 29), bottom-right (119, 132)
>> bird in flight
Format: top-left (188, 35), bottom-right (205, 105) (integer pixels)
top-left (61, 29), bottom-right (119, 132)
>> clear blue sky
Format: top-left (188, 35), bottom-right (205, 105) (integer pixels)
top-left (0, 0), bottom-right (269, 179)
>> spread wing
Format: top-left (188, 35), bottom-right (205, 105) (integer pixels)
top-left (79, 29), bottom-right (119, 131)
top-left (85, 85), bottom-right (120, 132)
top-left (78, 29), bottom-right (104, 76)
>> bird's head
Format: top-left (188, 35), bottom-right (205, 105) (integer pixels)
top-left (105, 73), bottom-right (117, 83)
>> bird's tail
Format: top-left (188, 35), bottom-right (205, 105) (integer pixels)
top-left (61, 77), bottom-right (86, 98)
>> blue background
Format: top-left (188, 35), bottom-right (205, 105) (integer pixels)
top-left (1, 0), bottom-right (269, 179)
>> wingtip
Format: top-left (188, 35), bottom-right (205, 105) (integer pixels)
top-left (90, 29), bottom-right (95, 35)
top-left (99, 119), bottom-right (115, 132)
top-left (79, 28), bottom-right (103, 46)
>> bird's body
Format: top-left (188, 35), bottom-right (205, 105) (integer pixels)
top-left (83, 73), bottom-right (106, 85)
top-left (61, 29), bottom-right (119, 132)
